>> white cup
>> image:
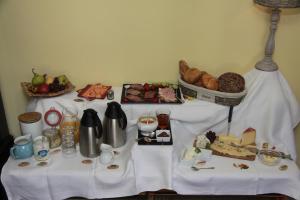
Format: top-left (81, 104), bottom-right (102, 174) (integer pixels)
top-left (99, 144), bottom-right (114, 165)
top-left (18, 112), bottom-right (42, 139)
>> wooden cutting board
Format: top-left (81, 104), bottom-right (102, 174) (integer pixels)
top-left (210, 140), bottom-right (256, 161)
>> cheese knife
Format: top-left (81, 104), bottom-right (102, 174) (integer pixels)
top-left (258, 149), bottom-right (293, 160)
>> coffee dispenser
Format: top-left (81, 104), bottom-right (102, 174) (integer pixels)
top-left (103, 102), bottom-right (127, 148)
top-left (79, 109), bottom-right (102, 158)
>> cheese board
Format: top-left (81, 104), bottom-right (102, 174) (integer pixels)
top-left (194, 128), bottom-right (257, 161)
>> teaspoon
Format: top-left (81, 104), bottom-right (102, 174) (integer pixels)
top-left (191, 166), bottom-right (215, 171)
top-left (136, 137), bottom-right (157, 142)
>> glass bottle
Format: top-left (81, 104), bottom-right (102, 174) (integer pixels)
top-left (60, 107), bottom-right (80, 144)
top-left (61, 126), bottom-right (76, 156)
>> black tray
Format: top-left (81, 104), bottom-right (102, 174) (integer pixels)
top-left (137, 124), bottom-right (173, 146)
top-left (121, 84), bottom-right (182, 104)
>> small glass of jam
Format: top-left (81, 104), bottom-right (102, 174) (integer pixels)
top-left (156, 108), bottom-right (170, 130)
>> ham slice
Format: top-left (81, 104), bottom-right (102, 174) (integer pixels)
top-left (126, 89), bottom-right (142, 96)
top-left (159, 87), bottom-right (177, 102)
top-left (129, 84), bottom-right (144, 91)
top-left (125, 94), bottom-right (143, 102)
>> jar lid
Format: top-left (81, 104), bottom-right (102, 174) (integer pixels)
top-left (18, 112), bottom-right (42, 123)
top-left (43, 128), bottom-right (59, 136)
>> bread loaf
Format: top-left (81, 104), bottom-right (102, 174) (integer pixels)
top-left (218, 72), bottom-right (245, 93)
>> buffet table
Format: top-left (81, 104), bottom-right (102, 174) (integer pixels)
top-left (1, 69), bottom-right (300, 200)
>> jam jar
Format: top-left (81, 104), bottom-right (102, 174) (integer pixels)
top-left (42, 128), bottom-right (62, 149)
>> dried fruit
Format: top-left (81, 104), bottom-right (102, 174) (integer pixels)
top-left (233, 163), bottom-right (249, 170)
top-left (279, 165), bottom-right (288, 171)
top-left (205, 131), bottom-right (216, 143)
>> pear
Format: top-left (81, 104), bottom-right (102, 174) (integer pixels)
top-left (31, 68), bottom-right (45, 86)
top-left (57, 75), bottom-right (69, 86)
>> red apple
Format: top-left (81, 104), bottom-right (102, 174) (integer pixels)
top-left (37, 83), bottom-right (49, 93)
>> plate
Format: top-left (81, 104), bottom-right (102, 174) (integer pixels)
top-left (21, 82), bottom-right (75, 97)
top-left (77, 84), bottom-right (111, 100)
top-left (121, 83), bottom-right (183, 104)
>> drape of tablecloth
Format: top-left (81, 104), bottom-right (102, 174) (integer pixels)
top-left (1, 68), bottom-right (300, 200)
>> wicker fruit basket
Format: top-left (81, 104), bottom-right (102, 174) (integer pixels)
top-left (178, 78), bottom-right (247, 106)
top-left (21, 82), bottom-right (75, 97)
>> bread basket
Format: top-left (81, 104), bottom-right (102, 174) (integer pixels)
top-left (178, 78), bottom-right (247, 106)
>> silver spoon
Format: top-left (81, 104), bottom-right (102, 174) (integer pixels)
top-left (136, 137), bottom-right (157, 142)
top-left (191, 166), bottom-right (215, 171)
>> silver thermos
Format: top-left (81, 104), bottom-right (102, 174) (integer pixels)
top-left (79, 109), bottom-right (102, 158)
top-left (103, 102), bottom-right (127, 148)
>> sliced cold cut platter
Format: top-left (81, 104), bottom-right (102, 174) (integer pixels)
top-left (121, 83), bottom-right (183, 104)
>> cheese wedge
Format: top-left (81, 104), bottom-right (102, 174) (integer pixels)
top-left (218, 134), bottom-right (240, 145)
top-left (240, 128), bottom-right (256, 146)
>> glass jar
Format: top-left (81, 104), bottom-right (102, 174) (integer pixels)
top-left (43, 128), bottom-right (61, 149)
top-left (61, 126), bottom-right (76, 156)
top-left (59, 107), bottom-right (80, 144)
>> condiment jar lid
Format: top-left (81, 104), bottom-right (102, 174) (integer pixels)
top-left (18, 112), bottom-right (42, 123)
top-left (43, 128), bottom-right (59, 136)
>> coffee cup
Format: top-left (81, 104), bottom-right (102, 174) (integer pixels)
top-left (18, 112), bottom-right (42, 139)
top-left (33, 136), bottom-right (50, 161)
top-left (10, 135), bottom-right (33, 159)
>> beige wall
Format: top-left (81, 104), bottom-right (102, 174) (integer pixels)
top-left (0, 0), bottom-right (299, 164)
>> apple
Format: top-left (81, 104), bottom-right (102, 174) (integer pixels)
top-left (37, 83), bottom-right (49, 93)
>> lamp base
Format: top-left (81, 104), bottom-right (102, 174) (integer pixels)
top-left (255, 56), bottom-right (278, 71)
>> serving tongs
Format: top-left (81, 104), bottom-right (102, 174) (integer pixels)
top-left (191, 166), bottom-right (215, 171)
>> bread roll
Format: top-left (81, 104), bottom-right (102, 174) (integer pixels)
top-left (183, 68), bottom-right (202, 84)
top-left (202, 73), bottom-right (218, 90)
top-left (179, 60), bottom-right (189, 78)
top-left (193, 71), bottom-right (207, 87)
top-left (206, 78), bottom-right (218, 90)
top-left (194, 79), bottom-right (204, 87)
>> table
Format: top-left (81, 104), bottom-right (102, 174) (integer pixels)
top-left (1, 69), bottom-right (300, 200)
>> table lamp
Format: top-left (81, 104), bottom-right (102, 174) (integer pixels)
top-left (254, 0), bottom-right (300, 71)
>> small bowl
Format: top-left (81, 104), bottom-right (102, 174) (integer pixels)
top-left (196, 149), bottom-right (212, 161)
top-left (137, 116), bottom-right (158, 133)
top-left (156, 130), bottom-right (171, 142)
top-left (258, 150), bottom-right (281, 166)
top-left (180, 147), bottom-right (199, 166)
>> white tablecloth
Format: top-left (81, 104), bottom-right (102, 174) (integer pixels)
top-left (1, 69), bottom-right (300, 200)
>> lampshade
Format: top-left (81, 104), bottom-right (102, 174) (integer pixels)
top-left (254, 0), bottom-right (300, 8)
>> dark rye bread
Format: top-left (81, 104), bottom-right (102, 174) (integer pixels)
top-left (218, 72), bottom-right (245, 93)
